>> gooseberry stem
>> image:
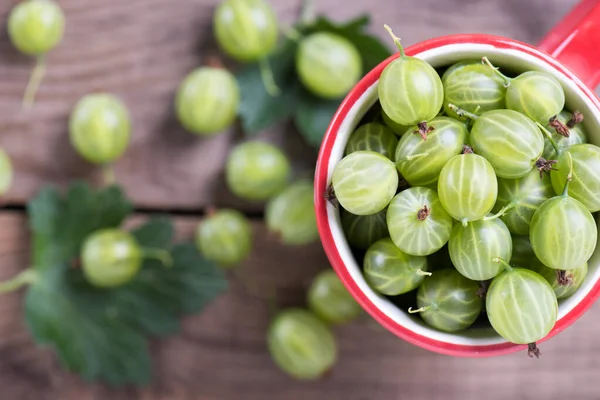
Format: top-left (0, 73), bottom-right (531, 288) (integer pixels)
top-left (395, 152), bottom-right (429, 164)
top-left (483, 202), bottom-right (518, 221)
top-left (447, 103), bottom-right (479, 120)
top-left (408, 305), bottom-right (430, 314)
top-left (383, 24), bottom-right (406, 57)
top-left (481, 57), bottom-right (512, 86)
top-left (22, 55), bottom-right (46, 109)
top-left (0, 269), bottom-right (37, 293)
top-left (536, 122), bottom-right (560, 155)
top-left (142, 248), bottom-right (173, 268)
top-left (492, 257), bottom-right (513, 272)
top-left (259, 58), bottom-right (280, 97)
top-left (102, 164), bottom-right (116, 186)
top-left (416, 269), bottom-right (432, 276)
top-left (562, 151), bottom-right (574, 197)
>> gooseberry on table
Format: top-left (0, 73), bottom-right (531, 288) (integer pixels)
top-left (266, 180), bottom-right (318, 245)
top-left (175, 66), bottom-right (240, 136)
top-left (409, 268), bottom-right (483, 332)
top-left (330, 150), bottom-right (398, 216)
top-left (8, 0), bottom-right (65, 107)
top-left (296, 32), bottom-right (363, 100)
top-left (363, 237), bottom-right (430, 296)
top-left (345, 122), bottom-right (398, 159)
top-left (378, 25), bottom-right (443, 140)
top-left (195, 209), bottom-right (252, 268)
top-left (69, 93), bottom-right (132, 165)
top-left (267, 308), bottom-right (337, 380)
top-left (386, 187), bottom-right (453, 256)
top-left (225, 141), bottom-right (291, 201)
top-left (307, 270), bottom-right (362, 325)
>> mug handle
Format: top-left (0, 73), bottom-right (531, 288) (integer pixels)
top-left (538, 0), bottom-right (600, 89)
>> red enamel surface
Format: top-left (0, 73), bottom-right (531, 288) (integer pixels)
top-left (314, 34), bottom-right (600, 357)
top-left (538, 0), bottom-right (600, 89)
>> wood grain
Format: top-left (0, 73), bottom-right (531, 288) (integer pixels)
top-left (0, 0), bottom-right (583, 211)
top-left (0, 210), bottom-right (599, 400)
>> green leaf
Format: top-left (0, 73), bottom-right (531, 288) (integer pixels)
top-left (25, 192), bottom-right (228, 386)
top-left (236, 38), bottom-right (302, 133)
top-left (27, 182), bottom-right (133, 270)
top-left (294, 91), bottom-right (341, 148)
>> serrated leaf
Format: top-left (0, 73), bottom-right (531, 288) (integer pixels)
top-left (294, 91), bottom-right (341, 147)
top-left (236, 38), bottom-right (302, 133)
top-left (27, 182), bottom-right (133, 270)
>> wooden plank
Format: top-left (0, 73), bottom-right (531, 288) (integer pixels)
top-left (0, 211), bottom-right (600, 399)
top-left (0, 0), bottom-right (582, 211)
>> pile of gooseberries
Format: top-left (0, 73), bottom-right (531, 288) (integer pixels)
top-left (329, 24), bottom-right (599, 357)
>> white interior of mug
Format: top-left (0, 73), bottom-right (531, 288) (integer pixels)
top-left (325, 43), bottom-right (600, 345)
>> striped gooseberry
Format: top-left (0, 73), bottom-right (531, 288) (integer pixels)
top-left (531, 259), bottom-right (588, 300)
top-left (394, 116), bottom-right (468, 187)
top-left (175, 66), bottom-right (240, 135)
top-left (381, 109), bottom-right (410, 136)
top-left (340, 208), bottom-right (388, 250)
top-left (441, 60), bottom-right (506, 119)
top-left (267, 308), bottom-right (337, 380)
top-left (450, 106), bottom-right (548, 179)
top-left (363, 237), bottom-right (430, 296)
top-left (225, 141), bottom-right (291, 201)
top-left (493, 169), bottom-right (554, 235)
top-left (550, 144), bottom-right (600, 212)
top-left (308, 270), bottom-right (362, 325)
top-left (378, 25), bottom-right (443, 140)
top-left (296, 32), bottom-right (362, 100)
top-left (81, 228), bottom-right (172, 289)
top-left (542, 110), bottom-right (587, 159)
top-left (69, 93), bottom-right (131, 165)
top-left (530, 153), bottom-right (597, 270)
top-left (486, 258), bottom-right (558, 357)
top-left (345, 122), bottom-right (398, 159)
top-left (408, 268), bottom-right (483, 332)
top-left (449, 216), bottom-right (512, 281)
top-left (213, 0), bottom-right (278, 63)
top-left (437, 153), bottom-right (498, 225)
top-left (483, 58), bottom-right (567, 133)
top-left (330, 150), bottom-right (398, 215)
top-left (266, 180), bottom-right (318, 245)
top-left (8, 0), bottom-right (65, 107)
top-left (386, 187), bottom-right (453, 256)
top-left (195, 209), bottom-right (252, 268)
top-left (0, 149), bottom-right (14, 196)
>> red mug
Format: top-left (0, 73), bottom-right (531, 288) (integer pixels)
top-left (314, 0), bottom-right (600, 357)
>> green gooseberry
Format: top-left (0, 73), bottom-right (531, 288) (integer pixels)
top-left (542, 110), bottom-right (587, 159)
top-left (195, 209), bottom-right (252, 267)
top-left (225, 141), bottom-right (291, 201)
top-left (340, 208), bottom-right (388, 250)
top-left (409, 268), bottom-right (483, 332)
top-left (81, 229), bottom-right (143, 288)
top-left (331, 151), bottom-right (398, 216)
top-left (551, 144), bottom-right (600, 212)
top-left (386, 187), bottom-right (453, 256)
top-left (395, 116), bottom-right (468, 187)
top-left (175, 67), bottom-right (240, 135)
top-left (296, 32), bottom-right (362, 100)
top-left (511, 235), bottom-right (535, 267)
top-left (530, 259), bottom-right (587, 300)
top-left (307, 270), bottom-right (362, 324)
top-left (381, 108), bottom-right (411, 136)
top-left (493, 169), bottom-right (555, 235)
top-left (378, 25), bottom-right (443, 139)
top-left (69, 93), bottom-right (132, 165)
top-left (363, 237), bottom-right (430, 296)
top-left (8, 0), bottom-right (65, 56)
top-left (437, 153), bottom-right (498, 225)
top-left (213, 0), bottom-right (278, 63)
top-left (267, 308), bottom-right (337, 380)
top-left (442, 60), bottom-right (506, 119)
top-left (345, 122), bottom-right (398, 159)
top-left (266, 180), bottom-right (318, 245)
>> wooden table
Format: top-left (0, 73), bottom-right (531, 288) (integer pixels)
top-left (1, 0), bottom-right (599, 399)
